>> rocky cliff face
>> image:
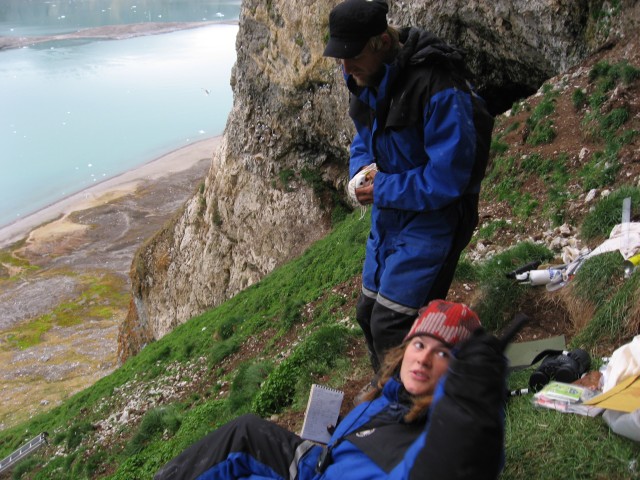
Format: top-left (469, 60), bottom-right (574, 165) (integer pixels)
top-left (118, 0), bottom-right (635, 361)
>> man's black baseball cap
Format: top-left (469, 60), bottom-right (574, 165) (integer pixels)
top-left (323, 0), bottom-right (389, 59)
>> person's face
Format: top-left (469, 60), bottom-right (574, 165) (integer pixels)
top-left (339, 36), bottom-right (389, 87)
top-left (399, 335), bottom-right (452, 396)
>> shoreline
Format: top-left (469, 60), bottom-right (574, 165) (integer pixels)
top-left (0, 136), bottom-right (222, 249)
top-left (0, 20), bottom-right (239, 51)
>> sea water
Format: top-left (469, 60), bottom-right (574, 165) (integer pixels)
top-left (0, 0), bottom-right (241, 36)
top-left (0, 0), bottom-right (240, 229)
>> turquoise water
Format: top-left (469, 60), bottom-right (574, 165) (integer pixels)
top-left (0, 1), bottom-right (239, 228)
top-left (0, 0), bottom-right (241, 36)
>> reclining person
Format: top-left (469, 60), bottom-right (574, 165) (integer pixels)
top-left (154, 300), bottom-right (508, 480)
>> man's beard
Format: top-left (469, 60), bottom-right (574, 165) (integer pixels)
top-left (352, 71), bottom-right (383, 88)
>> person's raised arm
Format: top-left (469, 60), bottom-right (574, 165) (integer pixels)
top-left (411, 319), bottom-right (526, 480)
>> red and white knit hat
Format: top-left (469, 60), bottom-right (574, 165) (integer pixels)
top-left (404, 300), bottom-right (481, 348)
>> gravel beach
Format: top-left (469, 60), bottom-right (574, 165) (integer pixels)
top-left (0, 136), bottom-right (220, 429)
top-left (0, 137), bottom-right (220, 249)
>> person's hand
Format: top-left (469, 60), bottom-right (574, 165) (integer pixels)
top-left (347, 164), bottom-right (377, 205)
top-left (355, 183), bottom-right (374, 204)
top-left (354, 170), bottom-right (376, 204)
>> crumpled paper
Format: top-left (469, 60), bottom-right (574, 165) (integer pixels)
top-left (588, 222), bottom-right (640, 260)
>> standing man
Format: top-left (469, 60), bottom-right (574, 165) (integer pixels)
top-left (323, 0), bottom-right (494, 375)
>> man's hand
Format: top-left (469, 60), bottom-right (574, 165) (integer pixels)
top-left (355, 183), bottom-right (375, 205)
top-left (348, 164), bottom-right (377, 205)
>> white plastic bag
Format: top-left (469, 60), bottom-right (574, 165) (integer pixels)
top-left (603, 409), bottom-right (640, 442)
top-left (347, 163), bottom-right (378, 205)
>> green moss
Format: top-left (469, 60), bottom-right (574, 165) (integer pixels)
top-left (527, 119), bottom-right (556, 145)
top-left (490, 139), bottom-right (509, 157)
top-left (0, 273), bottom-right (128, 350)
top-left (477, 219), bottom-right (509, 241)
top-left (578, 149), bottom-right (620, 191)
top-left (300, 167), bottom-right (352, 226)
top-left (278, 168), bottom-right (295, 191)
top-left (252, 324), bottom-right (351, 416)
top-left (0, 250), bottom-right (32, 268)
top-left (474, 242), bottom-right (555, 331)
top-left (580, 186), bottom-right (640, 242)
top-left (571, 88), bottom-right (587, 109)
